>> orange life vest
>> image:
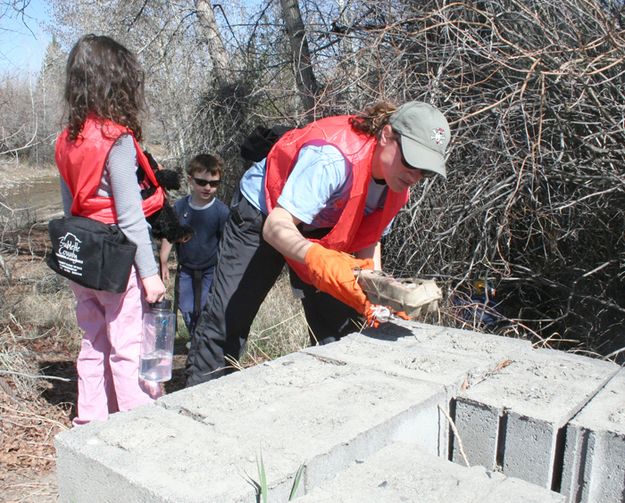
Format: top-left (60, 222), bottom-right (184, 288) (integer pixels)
top-left (55, 116), bottom-right (165, 224)
top-left (265, 115), bottom-right (409, 283)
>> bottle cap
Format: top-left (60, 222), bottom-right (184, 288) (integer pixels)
top-left (149, 299), bottom-right (172, 311)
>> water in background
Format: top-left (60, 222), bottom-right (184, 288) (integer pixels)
top-left (0, 164), bottom-right (61, 229)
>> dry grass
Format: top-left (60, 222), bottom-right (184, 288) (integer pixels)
top-left (0, 214), bottom-right (75, 501)
top-left (243, 271), bottom-right (309, 367)
top-left (159, 261), bottom-right (309, 363)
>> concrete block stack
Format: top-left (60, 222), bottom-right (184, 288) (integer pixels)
top-left (55, 322), bottom-right (624, 502)
top-left (57, 351), bottom-right (447, 502)
top-left (451, 348), bottom-right (618, 488)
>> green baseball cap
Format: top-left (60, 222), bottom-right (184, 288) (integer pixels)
top-left (389, 101), bottom-right (451, 179)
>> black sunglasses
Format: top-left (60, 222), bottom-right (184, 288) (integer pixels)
top-left (192, 177), bottom-right (221, 187)
top-left (394, 135), bottom-right (435, 178)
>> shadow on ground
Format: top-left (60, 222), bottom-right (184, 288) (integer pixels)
top-left (39, 360), bottom-right (77, 416)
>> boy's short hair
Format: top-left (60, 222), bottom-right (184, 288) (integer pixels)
top-left (186, 154), bottom-right (224, 178)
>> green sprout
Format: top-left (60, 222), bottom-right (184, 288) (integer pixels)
top-left (250, 451), bottom-right (305, 502)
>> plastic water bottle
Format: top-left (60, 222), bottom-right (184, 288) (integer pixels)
top-left (140, 299), bottom-right (175, 382)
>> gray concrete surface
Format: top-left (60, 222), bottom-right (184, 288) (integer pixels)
top-left (561, 368), bottom-right (625, 502)
top-left (57, 351), bottom-right (446, 502)
top-left (55, 322), bottom-right (624, 503)
top-left (293, 442), bottom-right (565, 503)
top-left (452, 398), bottom-right (500, 468)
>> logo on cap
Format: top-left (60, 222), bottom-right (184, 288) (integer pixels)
top-left (431, 128), bottom-right (446, 145)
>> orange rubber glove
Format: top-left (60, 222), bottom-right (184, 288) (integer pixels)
top-left (304, 243), bottom-right (374, 315)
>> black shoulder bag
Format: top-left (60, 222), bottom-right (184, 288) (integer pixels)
top-left (47, 216), bottom-right (137, 293)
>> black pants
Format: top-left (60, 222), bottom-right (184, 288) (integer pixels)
top-left (184, 194), bottom-right (361, 387)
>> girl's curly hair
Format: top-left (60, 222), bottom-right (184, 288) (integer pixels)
top-left (349, 100), bottom-right (398, 137)
top-left (64, 34), bottom-right (145, 141)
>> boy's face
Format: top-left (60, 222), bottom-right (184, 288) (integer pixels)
top-left (189, 169), bottom-right (221, 203)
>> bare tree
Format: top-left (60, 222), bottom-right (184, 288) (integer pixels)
top-left (279, 0), bottom-right (318, 118)
top-left (34, 36), bottom-right (65, 164)
top-left (0, 0), bottom-right (51, 159)
top-left (0, 0), bottom-right (30, 29)
top-left (195, 0), bottom-right (234, 87)
top-left (0, 72), bottom-right (38, 158)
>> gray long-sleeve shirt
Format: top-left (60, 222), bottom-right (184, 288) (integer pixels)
top-left (60, 134), bottom-right (157, 278)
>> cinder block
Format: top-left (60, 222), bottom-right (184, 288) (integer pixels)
top-left (366, 320), bottom-right (532, 357)
top-left (452, 397), bottom-right (500, 468)
top-left (304, 332), bottom-right (511, 458)
top-left (314, 323), bottom-right (533, 461)
top-left (455, 349), bottom-right (618, 488)
top-left (503, 410), bottom-right (558, 487)
top-left (56, 405), bottom-right (265, 503)
top-left (57, 352), bottom-right (446, 503)
top-left (292, 441), bottom-right (564, 502)
top-left (561, 423), bottom-right (594, 502)
top-left (304, 334), bottom-right (481, 389)
top-left (561, 368), bottom-right (625, 502)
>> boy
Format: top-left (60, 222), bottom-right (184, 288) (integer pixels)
top-left (159, 154), bottom-right (229, 341)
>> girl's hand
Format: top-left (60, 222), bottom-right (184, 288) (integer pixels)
top-left (141, 274), bottom-right (166, 303)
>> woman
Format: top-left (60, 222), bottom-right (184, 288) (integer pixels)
top-left (186, 100), bottom-right (451, 386)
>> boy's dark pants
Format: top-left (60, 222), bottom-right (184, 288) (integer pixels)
top-left (184, 194), bottom-right (361, 387)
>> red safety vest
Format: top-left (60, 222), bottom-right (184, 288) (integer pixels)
top-left (265, 115), bottom-right (409, 283)
top-left (55, 116), bottom-right (164, 224)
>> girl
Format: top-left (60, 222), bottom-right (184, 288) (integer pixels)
top-left (56, 34), bottom-right (166, 425)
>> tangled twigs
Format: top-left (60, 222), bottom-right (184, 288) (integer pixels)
top-left (312, 0), bottom-right (625, 357)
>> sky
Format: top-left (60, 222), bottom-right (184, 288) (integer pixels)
top-left (0, 0), bottom-right (52, 74)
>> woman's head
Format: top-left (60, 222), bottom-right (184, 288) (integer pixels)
top-left (367, 101), bottom-right (451, 192)
top-left (388, 102), bottom-right (450, 178)
top-left (64, 34), bottom-right (145, 140)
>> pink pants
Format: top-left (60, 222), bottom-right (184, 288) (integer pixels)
top-left (70, 268), bottom-right (162, 426)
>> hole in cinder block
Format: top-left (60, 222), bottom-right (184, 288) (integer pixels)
top-left (570, 429), bottom-right (591, 503)
top-left (551, 426), bottom-right (567, 493)
top-left (495, 412), bottom-right (508, 471)
top-left (447, 398), bottom-right (457, 462)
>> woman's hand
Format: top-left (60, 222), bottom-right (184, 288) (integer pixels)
top-left (141, 274), bottom-right (166, 303)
